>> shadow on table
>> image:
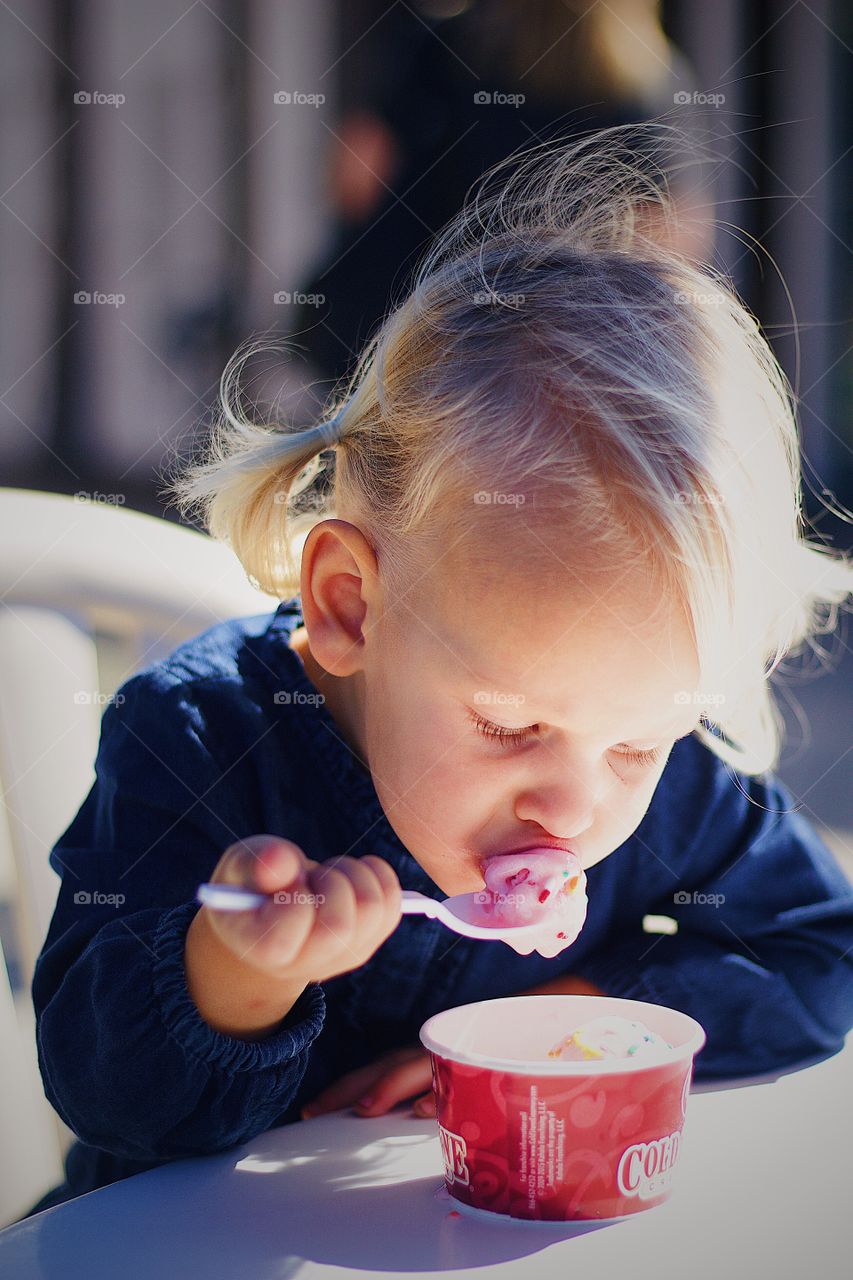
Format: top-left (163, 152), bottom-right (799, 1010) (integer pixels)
top-left (27, 1112), bottom-right (629, 1279)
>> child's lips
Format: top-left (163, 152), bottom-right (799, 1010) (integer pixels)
top-left (490, 840), bottom-right (577, 857)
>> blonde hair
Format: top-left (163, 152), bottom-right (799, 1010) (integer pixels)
top-left (164, 122), bottom-right (852, 778)
top-left (463, 0), bottom-right (675, 107)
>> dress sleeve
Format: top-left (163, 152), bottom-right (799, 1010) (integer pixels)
top-left (31, 668), bottom-right (326, 1162)
top-left (576, 738), bottom-right (853, 1080)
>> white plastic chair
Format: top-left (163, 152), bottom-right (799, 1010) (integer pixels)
top-left (0, 488), bottom-right (280, 1226)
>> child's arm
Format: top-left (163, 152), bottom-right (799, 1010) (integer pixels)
top-left (574, 736), bottom-right (853, 1079)
top-left (184, 901), bottom-right (310, 1039)
top-left (30, 668), bottom-right (387, 1164)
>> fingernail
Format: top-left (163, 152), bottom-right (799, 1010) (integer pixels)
top-left (355, 1095), bottom-right (374, 1110)
top-left (301, 1106), bottom-right (316, 1118)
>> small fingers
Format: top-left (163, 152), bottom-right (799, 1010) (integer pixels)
top-left (360, 854), bottom-right (403, 937)
top-left (310, 856), bottom-right (400, 967)
top-left (301, 1060), bottom-right (389, 1118)
top-left (351, 1050), bottom-right (434, 1117)
top-left (301, 1046), bottom-right (430, 1119)
top-left (217, 836), bottom-right (310, 894)
top-left (309, 861), bottom-right (360, 942)
top-left (327, 856), bottom-right (387, 926)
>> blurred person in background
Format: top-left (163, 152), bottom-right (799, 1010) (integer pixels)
top-left (290, 0), bottom-right (715, 394)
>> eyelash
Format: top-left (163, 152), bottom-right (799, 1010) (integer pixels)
top-left (468, 712), bottom-right (664, 768)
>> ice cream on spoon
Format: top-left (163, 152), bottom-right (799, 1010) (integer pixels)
top-left (471, 847), bottom-right (589, 958)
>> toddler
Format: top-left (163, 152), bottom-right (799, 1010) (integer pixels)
top-left (23, 125), bottom-right (853, 1217)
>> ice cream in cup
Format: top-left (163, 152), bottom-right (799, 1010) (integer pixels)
top-left (420, 993), bottom-right (706, 1222)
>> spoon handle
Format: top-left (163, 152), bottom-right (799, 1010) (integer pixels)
top-left (400, 890), bottom-right (444, 919)
top-left (198, 883), bottom-right (454, 928)
top-left (197, 883), bottom-right (268, 911)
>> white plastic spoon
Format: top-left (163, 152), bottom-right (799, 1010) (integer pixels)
top-left (195, 882), bottom-right (545, 942)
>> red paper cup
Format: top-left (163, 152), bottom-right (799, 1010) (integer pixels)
top-left (420, 994), bottom-right (706, 1222)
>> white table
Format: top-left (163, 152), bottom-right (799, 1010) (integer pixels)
top-left (2, 1041), bottom-right (851, 1280)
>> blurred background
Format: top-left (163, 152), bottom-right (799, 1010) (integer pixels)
top-left (1, 2), bottom-right (851, 933)
top-left (0, 0), bottom-right (852, 1224)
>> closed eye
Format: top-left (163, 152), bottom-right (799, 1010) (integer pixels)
top-left (468, 710), bottom-right (664, 767)
top-left (469, 710), bottom-right (536, 746)
top-left (613, 744), bottom-right (665, 768)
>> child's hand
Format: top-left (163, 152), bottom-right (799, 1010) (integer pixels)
top-left (203, 835), bottom-right (403, 986)
top-left (301, 1045), bottom-right (435, 1119)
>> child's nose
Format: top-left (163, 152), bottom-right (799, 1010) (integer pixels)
top-left (513, 769), bottom-right (601, 839)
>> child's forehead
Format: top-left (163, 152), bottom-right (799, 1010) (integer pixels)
top-left (433, 558), bottom-right (689, 657)
top-left (404, 564), bottom-right (700, 731)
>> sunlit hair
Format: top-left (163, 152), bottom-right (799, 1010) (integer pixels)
top-left (164, 122), bottom-right (852, 777)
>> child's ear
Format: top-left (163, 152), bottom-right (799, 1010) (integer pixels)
top-left (299, 518), bottom-right (378, 676)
